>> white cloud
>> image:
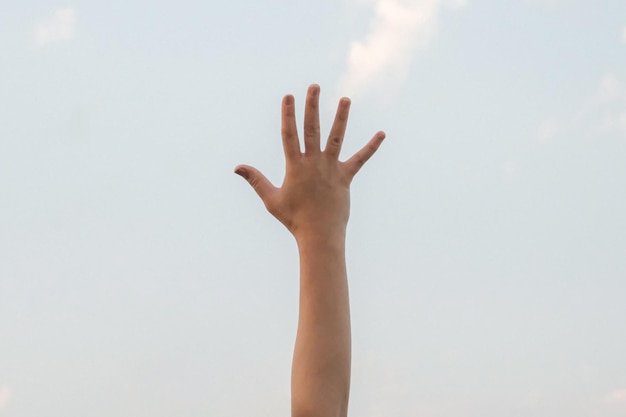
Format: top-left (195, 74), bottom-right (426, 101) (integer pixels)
top-left (593, 74), bottom-right (626, 135)
top-left (338, 0), bottom-right (467, 98)
top-left (502, 159), bottom-right (518, 181)
top-left (619, 111), bottom-right (626, 132)
top-left (536, 73), bottom-right (626, 142)
top-left (33, 7), bottom-right (77, 47)
top-left (605, 388), bottom-right (626, 404)
top-left (622, 26), bottom-right (626, 43)
top-left (565, 73), bottom-right (626, 137)
top-left (538, 119), bottom-right (559, 142)
top-left (0, 384), bottom-right (11, 409)
top-left (595, 74), bottom-right (622, 103)
top-left (446, 0), bottom-right (468, 10)
top-left (523, 390), bottom-right (544, 408)
top-left (601, 110), bottom-right (626, 134)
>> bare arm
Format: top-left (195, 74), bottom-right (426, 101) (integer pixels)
top-left (234, 84), bottom-right (385, 417)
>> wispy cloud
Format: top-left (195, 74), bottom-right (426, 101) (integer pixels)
top-left (33, 7), bottom-right (77, 47)
top-left (605, 388), bottom-right (626, 404)
top-left (0, 384), bottom-right (11, 410)
top-left (338, 0), bottom-right (467, 98)
top-left (538, 119), bottom-right (559, 143)
top-left (540, 73), bottom-right (626, 141)
top-left (622, 26), bottom-right (626, 43)
top-left (592, 74), bottom-right (626, 135)
top-left (447, 0), bottom-right (468, 9)
top-left (501, 159), bottom-right (518, 182)
top-left (594, 74), bottom-right (622, 103)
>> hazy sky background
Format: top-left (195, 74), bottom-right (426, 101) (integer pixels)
top-left (1, 0), bottom-right (625, 416)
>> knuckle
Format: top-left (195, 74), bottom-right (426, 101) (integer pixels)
top-left (281, 127), bottom-right (294, 138)
top-left (249, 176), bottom-right (260, 189)
top-left (304, 125), bottom-right (320, 136)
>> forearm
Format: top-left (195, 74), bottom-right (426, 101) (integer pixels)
top-left (291, 232), bottom-right (351, 417)
top-left (235, 85), bottom-right (384, 416)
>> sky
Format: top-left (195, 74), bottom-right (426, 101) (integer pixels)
top-left (1, 0), bottom-right (625, 416)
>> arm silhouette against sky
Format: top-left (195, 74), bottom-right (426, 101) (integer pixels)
top-left (235, 84), bottom-right (385, 417)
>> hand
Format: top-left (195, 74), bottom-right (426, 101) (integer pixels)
top-left (234, 84), bottom-right (385, 242)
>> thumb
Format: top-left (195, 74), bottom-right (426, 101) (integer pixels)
top-left (234, 164), bottom-right (276, 203)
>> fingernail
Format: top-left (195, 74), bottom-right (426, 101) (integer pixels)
top-left (235, 168), bottom-right (249, 180)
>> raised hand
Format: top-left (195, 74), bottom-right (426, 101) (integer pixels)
top-left (234, 84), bottom-right (385, 241)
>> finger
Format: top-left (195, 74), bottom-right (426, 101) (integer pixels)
top-left (324, 97), bottom-right (351, 159)
top-left (303, 84), bottom-right (321, 155)
top-left (344, 131), bottom-right (386, 178)
top-left (234, 164), bottom-right (278, 203)
top-left (282, 94), bottom-right (301, 161)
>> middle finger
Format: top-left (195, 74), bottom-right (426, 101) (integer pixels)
top-left (303, 84), bottom-right (321, 155)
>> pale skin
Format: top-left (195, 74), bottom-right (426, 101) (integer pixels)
top-left (235, 84), bottom-right (385, 417)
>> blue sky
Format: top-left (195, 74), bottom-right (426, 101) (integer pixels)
top-left (1, 1), bottom-right (626, 416)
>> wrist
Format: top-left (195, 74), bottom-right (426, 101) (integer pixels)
top-left (294, 227), bottom-right (346, 249)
